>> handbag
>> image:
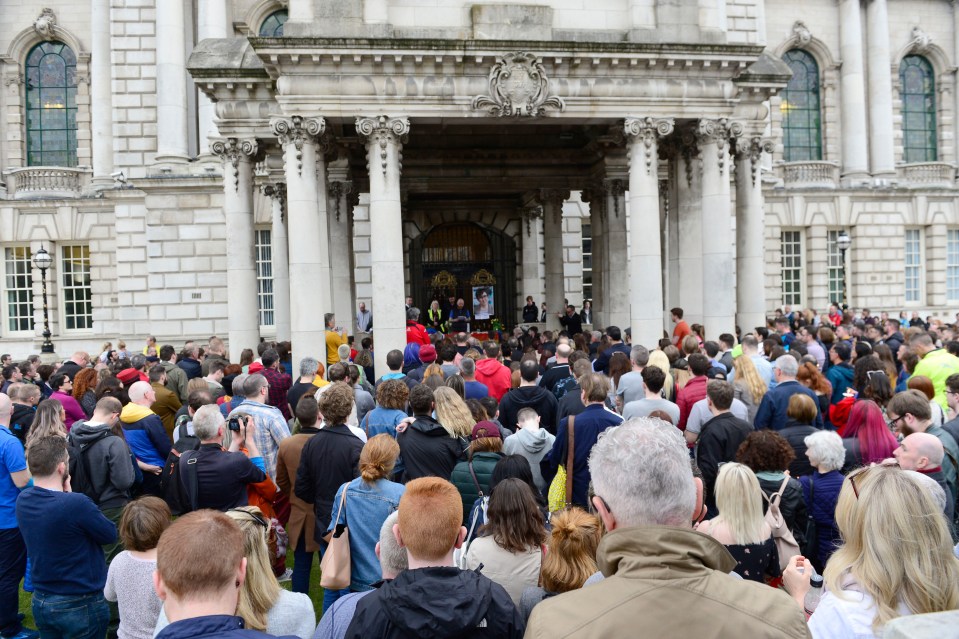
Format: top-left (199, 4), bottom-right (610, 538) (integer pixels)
top-left (763, 476), bottom-right (801, 572)
top-left (319, 487), bottom-right (351, 590)
top-left (802, 474), bottom-right (819, 562)
top-left (547, 415), bottom-right (575, 512)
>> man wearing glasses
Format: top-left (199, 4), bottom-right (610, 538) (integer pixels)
top-left (887, 389), bottom-right (959, 511)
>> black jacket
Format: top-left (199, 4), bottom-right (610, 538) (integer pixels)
top-left (345, 567), bottom-right (525, 639)
top-left (58, 360), bottom-right (83, 381)
top-left (191, 443), bottom-right (266, 512)
top-left (558, 313), bottom-right (583, 336)
top-left (757, 475), bottom-right (808, 547)
top-left (177, 357), bottom-right (202, 380)
top-left (398, 415), bottom-right (465, 482)
top-left (67, 421), bottom-right (136, 510)
top-left (498, 386), bottom-right (559, 434)
top-left (556, 382), bottom-right (616, 425)
top-left (10, 404), bottom-right (34, 444)
top-left (779, 420), bottom-right (817, 477)
top-left (295, 424), bottom-right (362, 539)
top-left (522, 304), bottom-right (538, 323)
top-left (696, 412), bottom-right (753, 502)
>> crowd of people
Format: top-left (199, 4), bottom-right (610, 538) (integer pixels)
top-left (1, 300), bottom-right (959, 639)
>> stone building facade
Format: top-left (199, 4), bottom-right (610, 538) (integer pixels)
top-left (0, 0), bottom-right (956, 370)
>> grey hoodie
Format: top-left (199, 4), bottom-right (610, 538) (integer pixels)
top-left (68, 421), bottom-right (136, 510)
top-left (503, 427), bottom-right (556, 493)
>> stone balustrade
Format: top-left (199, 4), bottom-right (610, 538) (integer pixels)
top-left (781, 161), bottom-right (840, 189)
top-left (898, 162), bottom-right (956, 189)
top-left (2, 166), bottom-right (91, 199)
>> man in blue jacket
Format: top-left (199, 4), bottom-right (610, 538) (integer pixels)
top-left (754, 356), bottom-right (824, 431)
top-left (120, 381), bottom-right (171, 496)
top-left (825, 342), bottom-right (855, 405)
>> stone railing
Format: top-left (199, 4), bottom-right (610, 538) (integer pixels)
top-left (2, 166), bottom-right (91, 199)
top-left (898, 162), bottom-right (956, 189)
top-left (781, 161), bottom-right (840, 189)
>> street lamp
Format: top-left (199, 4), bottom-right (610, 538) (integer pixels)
top-left (32, 246), bottom-right (54, 354)
top-left (837, 230), bottom-right (852, 310)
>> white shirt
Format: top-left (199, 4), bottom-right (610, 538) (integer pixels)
top-left (808, 582), bottom-right (910, 639)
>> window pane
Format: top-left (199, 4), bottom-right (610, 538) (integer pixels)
top-left (60, 245), bottom-right (92, 330)
top-left (255, 229), bottom-right (275, 327)
top-left (904, 229), bottom-right (923, 303)
top-left (25, 41), bottom-right (78, 167)
top-left (259, 10), bottom-right (288, 37)
top-left (4, 247), bottom-right (34, 333)
top-left (781, 50), bottom-right (823, 162)
top-left (780, 231), bottom-right (803, 306)
top-left (900, 56), bottom-right (937, 163)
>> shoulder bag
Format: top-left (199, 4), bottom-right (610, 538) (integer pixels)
top-left (547, 415), bottom-right (575, 512)
top-left (763, 476), bottom-right (800, 571)
top-left (320, 487), bottom-right (351, 590)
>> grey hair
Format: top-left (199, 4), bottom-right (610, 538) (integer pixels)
top-left (243, 373), bottom-right (268, 398)
top-left (299, 357), bottom-right (319, 378)
top-left (775, 355), bottom-right (799, 377)
top-left (131, 353), bottom-right (147, 370)
top-left (231, 373), bottom-right (249, 397)
top-left (907, 471), bottom-right (947, 513)
top-left (591, 330), bottom-right (602, 342)
top-left (193, 404), bottom-right (225, 441)
top-left (324, 313), bottom-right (335, 327)
top-left (630, 345), bottom-right (650, 367)
top-left (803, 430), bottom-right (846, 472)
top-left (378, 511), bottom-right (407, 576)
top-left (459, 357), bottom-right (475, 376)
top-left (588, 417), bottom-right (696, 527)
top-left (407, 306), bottom-right (420, 321)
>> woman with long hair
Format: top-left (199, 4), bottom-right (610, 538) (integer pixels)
top-left (784, 465), bottom-right (959, 637)
top-left (647, 349), bottom-right (675, 401)
top-left (26, 399), bottom-right (67, 450)
top-left (328, 434), bottom-right (406, 592)
top-left (607, 352), bottom-right (631, 408)
top-left (842, 400), bottom-right (899, 471)
top-left (697, 463), bottom-right (779, 582)
top-left (907, 375), bottom-right (945, 426)
top-left (796, 362), bottom-right (832, 426)
top-left (239, 348), bottom-right (255, 371)
top-left (732, 354), bottom-right (768, 424)
top-left (73, 367), bottom-right (100, 419)
top-left (519, 507), bottom-right (602, 621)
top-left (736, 429), bottom-right (808, 545)
top-left (830, 355), bottom-right (890, 432)
top-left (433, 386), bottom-right (475, 439)
top-left (464, 478), bottom-right (548, 606)
top-left (572, 332), bottom-right (588, 355)
top-left (871, 343), bottom-right (899, 393)
top-left (450, 421), bottom-right (505, 522)
top-left (95, 376), bottom-right (128, 406)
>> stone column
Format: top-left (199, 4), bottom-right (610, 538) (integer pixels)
top-left (519, 205), bottom-right (544, 323)
top-left (581, 186), bottom-right (606, 326)
top-left (154, 0), bottom-right (189, 163)
top-left (356, 116), bottom-right (409, 377)
top-left (90, 0), bottom-right (114, 186)
top-left (263, 182), bottom-right (291, 342)
top-left (210, 138), bottom-right (260, 354)
top-left (539, 189), bottom-right (570, 332)
top-left (866, 0), bottom-right (896, 176)
top-left (697, 119), bottom-right (741, 339)
top-left (271, 116), bottom-right (331, 366)
top-left (603, 178), bottom-right (629, 330)
top-left (328, 175), bottom-right (356, 337)
top-left (675, 130), bottom-right (704, 325)
top-left (735, 137), bottom-right (773, 334)
top-left (197, 0), bottom-right (229, 159)
top-left (838, 0), bottom-right (870, 179)
top-left (624, 117), bottom-right (674, 348)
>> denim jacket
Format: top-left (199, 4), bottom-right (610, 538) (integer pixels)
top-left (328, 477), bottom-right (405, 591)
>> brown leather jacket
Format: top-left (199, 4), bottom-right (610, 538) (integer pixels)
top-left (526, 525), bottom-right (811, 639)
top-left (275, 426), bottom-right (321, 552)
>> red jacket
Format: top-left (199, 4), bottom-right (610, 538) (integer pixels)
top-left (406, 321), bottom-right (430, 346)
top-left (677, 375), bottom-right (708, 432)
top-left (474, 358), bottom-right (512, 401)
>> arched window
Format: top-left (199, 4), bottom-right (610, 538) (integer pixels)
top-left (900, 55), bottom-right (937, 163)
top-left (25, 41), bottom-right (78, 167)
top-left (259, 10), bottom-right (288, 36)
top-left (780, 50), bottom-right (822, 162)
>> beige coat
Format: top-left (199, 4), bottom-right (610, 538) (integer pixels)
top-left (525, 525), bottom-right (811, 639)
top-left (275, 428), bottom-right (320, 552)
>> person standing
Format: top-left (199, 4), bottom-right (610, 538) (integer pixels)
top-left (910, 333), bottom-right (959, 410)
top-left (522, 297), bottom-right (538, 323)
top-left (158, 346), bottom-right (189, 403)
top-left (121, 382), bottom-right (172, 496)
top-left (356, 302), bottom-right (373, 335)
top-left (558, 305), bottom-right (583, 337)
top-left (325, 314), bottom-right (349, 369)
top-left (17, 436), bottom-right (117, 639)
top-left (260, 349), bottom-right (293, 421)
top-left (670, 308), bottom-right (691, 346)
top-left (149, 365), bottom-right (182, 441)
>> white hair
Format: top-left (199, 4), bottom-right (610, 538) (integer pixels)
top-left (193, 404), bottom-right (225, 441)
top-left (588, 417), bottom-right (696, 527)
top-left (907, 471), bottom-right (948, 513)
top-left (775, 355), bottom-right (799, 377)
top-left (378, 511), bottom-right (407, 576)
top-left (804, 430), bottom-right (846, 472)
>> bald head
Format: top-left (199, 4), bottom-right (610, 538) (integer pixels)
top-left (72, 351), bottom-right (91, 366)
top-left (895, 432), bottom-right (944, 471)
top-left (556, 343), bottom-right (572, 360)
top-left (0, 394), bottom-right (11, 422)
top-left (128, 381), bottom-right (155, 406)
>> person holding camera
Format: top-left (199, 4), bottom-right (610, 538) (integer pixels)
top-left (188, 405), bottom-right (266, 511)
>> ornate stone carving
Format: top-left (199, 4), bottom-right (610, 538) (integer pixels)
top-left (735, 137), bottom-right (775, 187)
top-left (695, 118), bottom-right (744, 173)
top-left (603, 178), bottom-right (625, 218)
top-left (328, 180), bottom-right (353, 223)
top-left (907, 26), bottom-right (933, 56)
top-left (536, 189), bottom-right (570, 224)
top-left (791, 21), bottom-right (811, 47)
top-left (471, 52), bottom-right (565, 117)
top-left (210, 137), bottom-right (258, 191)
top-left (355, 116), bottom-right (410, 176)
top-left (3, 73), bottom-right (24, 88)
top-left (270, 115), bottom-right (325, 176)
top-left (34, 8), bottom-right (58, 40)
top-left (520, 205), bottom-right (543, 237)
top-left (581, 183), bottom-right (607, 223)
top-left (624, 117), bottom-right (675, 176)
top-left (262, 182), bottom-right (287, 221)
top-left (677, 124), bottom-right (701, 188)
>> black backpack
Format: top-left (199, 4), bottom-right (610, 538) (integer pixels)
top-left (161, 419), bottom-right (201, 515)
top-left (67, 430), bottom-right (117, 505)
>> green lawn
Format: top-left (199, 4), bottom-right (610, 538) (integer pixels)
top-left (18, 551), bottom-right (324, 631)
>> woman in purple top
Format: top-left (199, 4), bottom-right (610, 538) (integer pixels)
top-left (49, 374), bottom-right (86, 431)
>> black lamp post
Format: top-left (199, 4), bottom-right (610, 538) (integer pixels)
top-left (837, 230), bottom-right (852, 310)
top-left (32, 246), bottom-right (54, 354)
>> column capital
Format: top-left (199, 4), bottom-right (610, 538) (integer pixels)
top-left (519, 205), bottom-right (543, 237)
top-left (734, 137), bottom-right (775, 187)
top-left (355, 116), bottom-right (410, 175)
top-left (536, 189), bottom-right (569, 224)
top-left (696, 118), bottom-right (744, 171)
top-left (270, 115), bottom-right (326, 175)
top-left (603, 178), bottom-right (626, 218)
top-left (624, 117), bottom-right (675, 175)
top-left (262, 180), bottom-right (287, 206)
top-left (328, 180), bottom-right (354, 222)
top-left (210, 137), bottom-right (258, 190)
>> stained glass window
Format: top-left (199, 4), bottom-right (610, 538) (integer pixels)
top-left (259, 10), bottom-right (288, 36)
top-left (25, 41), bottom-right (78, 167)
top-left (780, 50), bottom-right (823, 162)
top-left (900, 56), bottom-right (937, 163)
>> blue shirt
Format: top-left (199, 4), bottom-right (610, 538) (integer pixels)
top-left (464, 380), bottom-right (490, 400)
top-left (158, 615), bottom-right (298, 639)
top-left (0, 425), bottom-right (27, 529)
top-left (16, 487), bottom-right (116, 594)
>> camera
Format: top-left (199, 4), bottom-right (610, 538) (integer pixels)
top-left (228, 417), bottom-right (242, 432)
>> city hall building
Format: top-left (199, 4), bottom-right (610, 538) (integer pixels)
top-left (1, 0), bottom-right (958, 372)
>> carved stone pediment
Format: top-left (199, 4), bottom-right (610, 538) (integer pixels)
top-left (471, 52), bottom-right (565, 117)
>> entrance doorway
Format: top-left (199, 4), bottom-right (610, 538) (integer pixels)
top-left (409, 222), bottom-right (517, 330)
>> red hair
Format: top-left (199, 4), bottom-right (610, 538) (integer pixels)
top-left (843, 400), bottom-right (898, 464)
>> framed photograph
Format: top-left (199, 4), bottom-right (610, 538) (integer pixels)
top-left (472, 286), bottom-right (494, 319)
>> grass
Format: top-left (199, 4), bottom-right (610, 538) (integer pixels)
top-left (18, 551), bottom-right (325, 631)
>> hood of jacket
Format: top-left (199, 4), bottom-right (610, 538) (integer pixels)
top-left (597, 525), bottom-right (736, 579)
top-left (11, 403), bottom-right (34, 423)
top-left (475, 358), bottom-right (507, 376)
top-left (120, 403), bottom-right (155, 424)
top-left (68, 421), bottom-right (115, 448)
top-left (831, 362), bottom-right (854, 381)
top-left (508, 385), bottom-right (553, 408)
top-left (512, 426), bottom-right (552, 454)
top-left (410, 415), bottom-right (449, 437)
top-left (378, 567), bottom-right (497, 638)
